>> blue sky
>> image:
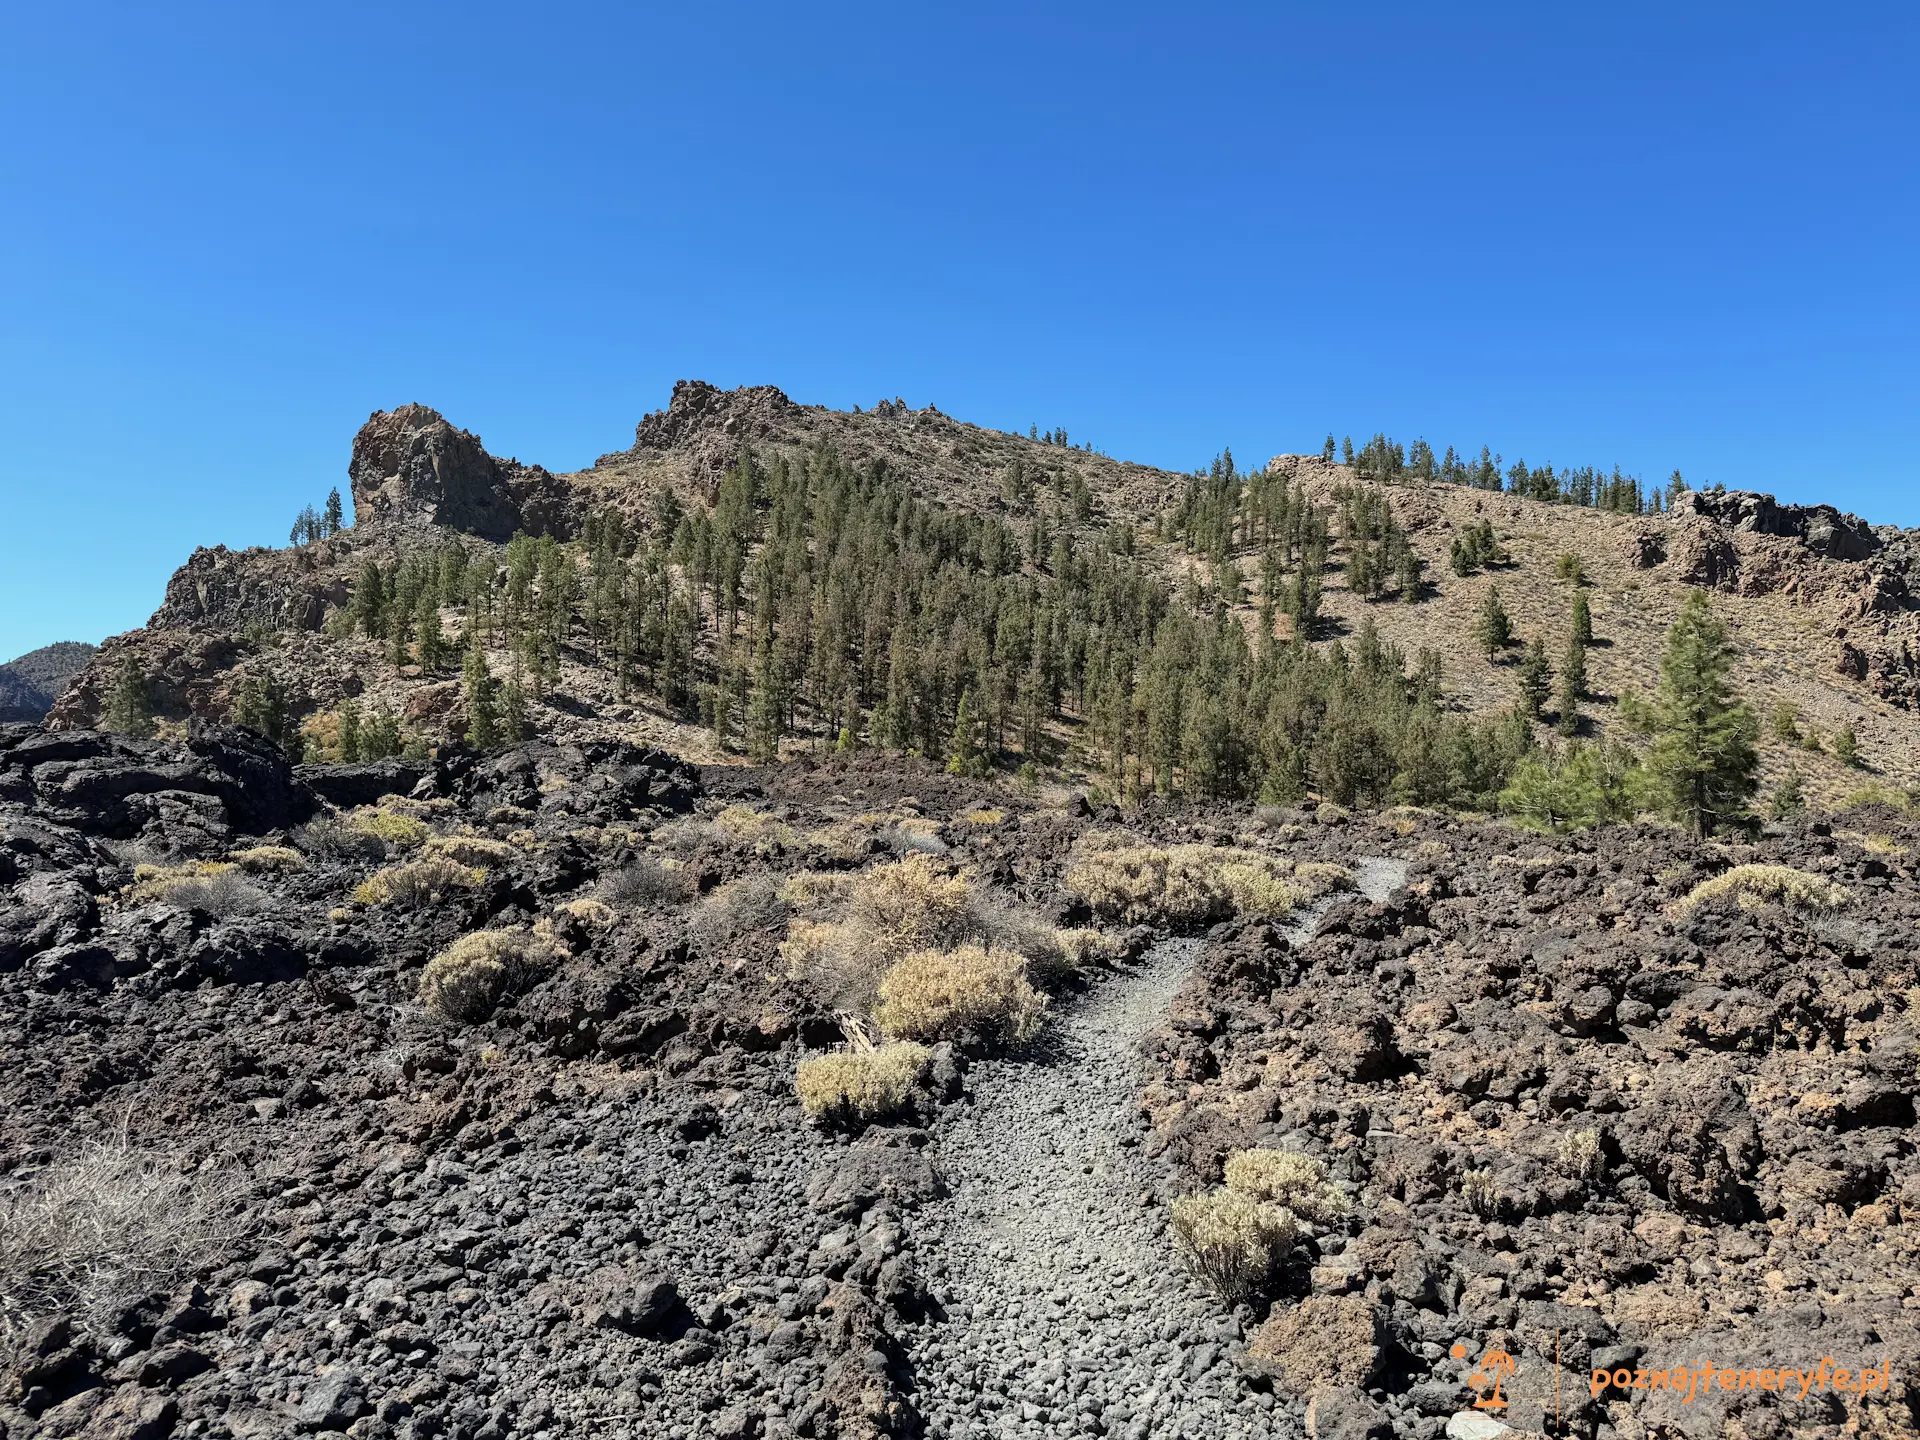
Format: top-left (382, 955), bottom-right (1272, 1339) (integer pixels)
top-left (1, 2), bottom-right (1914, 658)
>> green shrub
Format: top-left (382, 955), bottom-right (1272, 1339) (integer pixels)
top-left (417, 929), bottom-right (541, 1022)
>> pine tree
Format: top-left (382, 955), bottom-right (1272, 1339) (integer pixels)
top-left (351, 560), bottom-right (386, 638)
top-left (1769, 767), bottom-right (1806, 819)
top-left (1570, 589), bottom-right (1593, 648)
top-left (415, 587), bottom-right (447, 672)
top-left (1516, 639), bottom-right (1550, 720)
top-left (501, 676), bottom-right (530, 744)
top-left (1475, 586), bottom-right (1513, 659)
top-left (103, 659), bottom-right (155, 738)
top-left (229, 672), bottom-right (286, 748)
top-left (1322, 434), bottom-right (1336, 463)
top-left (1832, 723), bottom-right (1860, 768)
top-left (946, 689), bottom-right (986, 778)
top-left (1557, 637), bottom-right (1587, 736)
top-left (362, 704), bottom-right (401, 760)
top-left (1647, 590), bottom-right (1758, 835)
top-left (463, 645), bottom-right (500, 751)
top-left (324, 488), bottom-right (345, 536)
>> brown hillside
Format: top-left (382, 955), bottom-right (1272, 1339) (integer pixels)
top-left (50, 381), bottom-right (1920, 807)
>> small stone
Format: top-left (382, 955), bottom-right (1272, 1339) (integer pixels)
top-left (1444, 1413), bottom-right (1511, 1440)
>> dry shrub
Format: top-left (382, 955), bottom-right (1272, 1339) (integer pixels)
top-left (417, 929), bottom-right (545, 1022)
top-left (353, 856), bottom-right (484, 907)
top-left (713, 805), bottom-right (798, 854)
top-left (794, 1042), bottom-right (930, 1125)
top-left (424, 833), bottom-right (516, 868)
top-left (961, 808), bottom-right (1006, 826)
top-left (346, 805), bottom-right (431, 851)
top-left (1066, 835), bottom-right (1328, 927)
top-left (1675, 864), bottom-right (1851, 915)
top-left (1169, 1189), bottom-right (1297, 1302)
top-left (1461, 1168), bottom-right (1499, 1217)
top-left (1556, 1128), bottom-right (1604, 1181)
top-left (690, 875), bottom-right (787, 954)
top-left (1293, 861), bottom-right (1354, 896)
top-left (557, 897), bottom-right (616, 931)
top-left (0, 1133), bottom-right (247, 1345)
top-left (128, 862), bottom-right (259, 916)
top-left (1224, 1149), bottom-right (1348, 1226)
top-left (873, 943), bottom-right (1047, 1046)
top-left (851, 853), bottom-right (975, 956)
top-left (1053, 927), bottom-right (1125, 970)
top-left (778, 870), bottom-right (854, 910)
top-left (1212, 858), bottom-right (1308, 919)
top-left (599, 855), bottom-right (687, 909)
top-left (227, 845), bottom-right (305, 875)
top-left (294, 813), bottom-right (387, 862)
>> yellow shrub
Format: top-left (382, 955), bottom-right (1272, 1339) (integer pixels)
top-left (227, 845), bottom-right (305, 875)
top-left (424, 833), bottom-right (516, 868)
top-left (417, 930), bottom-right (536, 1022)
top-left (1169, 1189), bottom-right (1297, 1301)
top-left (1293, 862), bottom-right (1355, 896)
top-left (557, 897), bottom-right (616, 931)
top-left (851, 853), bottom-right (975, 959)
top-left (346, 806), bottom-right (430, 851)
top-left (1675, 864), bottom-right (1851, 914)
top-left (962, 808), bottom-right (1006, 826)
top-left (1213, 857), bottom-right (1308, 919)
top-left (353, 856), bottom-right (485, 907)
top-left (1067, 835), bottom-right (1326, 927)
top-left (873, 943), bottom-right (1047, 1046)
top-left (1224, 1149), bottom-right (1348, 1225)
top-left (794, 1042), bottom-right (931, 1124)
top-left (1053, 927), bottom-right (1124, 970)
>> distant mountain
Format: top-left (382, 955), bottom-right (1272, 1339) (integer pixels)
top-left (0, 641), bottom-right (97, 722)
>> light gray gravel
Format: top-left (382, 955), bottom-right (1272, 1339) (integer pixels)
top-left (901, 859), bottom-right (1407, 1440)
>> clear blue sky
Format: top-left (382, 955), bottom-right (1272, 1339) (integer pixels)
top-left (1, 3), bottom-right (1914, 659)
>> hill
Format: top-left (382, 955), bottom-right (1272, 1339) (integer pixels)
top-left (46, 380), bottom-right (1920, 811)
top-left (0, 641), bottom-right (97, 722)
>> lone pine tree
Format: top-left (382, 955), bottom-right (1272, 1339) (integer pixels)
top-left (1647, 590), bottom-right (1757, 836)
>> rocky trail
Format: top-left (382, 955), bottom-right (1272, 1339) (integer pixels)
top-left (902, 859), bottom-right (1409, 1440)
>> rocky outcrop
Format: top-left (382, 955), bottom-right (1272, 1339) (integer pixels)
top-left (1676, 488), bottom-right (1881, 562)
top-left (151, 543), bottom-right (349, 633)
top-left (348, 404), bottom-right (576, 541)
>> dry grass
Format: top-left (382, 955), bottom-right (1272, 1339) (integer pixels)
top-left (1223, 1149), bottom-right (1349, 1226)
top-left (1674, 863), bottom-right (1852, 915)
top-left (417, 929), bottom-right (545, 1022)
top-left (226, 845), bottom-right (305, 875)
top-left (1065, 835), bottom-right (1339, 927)
top-left (0, 1132), bottom-right (248, 1345)
top-left (1053, 927), bottom-right (1125, 970)
top-left (873, 943), bottom-right (1048, 1046)
top-left (599, 855), bottom-right (687, 909)
top-left (961, 807), bottom-right (1006, 826)
top-left (127, 861), bottom-right (260, 916)
top-left (777, 870), bottom-right (855, 910)
top-left (1168, 1189), bottom-right (1297, 1302)
top-left (712, 805), bottom-right (799, 854)
top-left (690, 875), bottom-right (788, 954)
top-left (1556, 1127), bottom-right (1604, 1181)
top-left (424, 833), bottom-right (516, 868)
top-left (352, 856), bottom-right (485, 907)
top-left (794, 1042), bottom-right (931, 1125)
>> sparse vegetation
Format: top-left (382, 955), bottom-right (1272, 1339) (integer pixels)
top-left (0, 1133), bottom-right (247, 1344)
top-left (1675, 863), bottom-right (1851, 914)
top-left (795, 1042), bottom-right (931, 1126)
top-left (345, 804), bottom-right (431, 852)
top-left (873, 943), bottom-right (1048, 1046)
top-left (417, 929), bottom-right (544, 1022)
top-left (423, 833), bottom-right (516, 868)
top-left (227, 844), bottom-right (306, 874)
top-left (352, 855), bottom-right (485, 907)
top-left (128, 861), bottom-right (259, 915)
top-left (1065, 836), bottom-right (1334, 927)
top-left (600, 855), bottom-right (688, 909)
top-left (1168, 1189), bottom-right (1298, 1302)
top-left (1223, 1149), bottom-right (1348, 1226)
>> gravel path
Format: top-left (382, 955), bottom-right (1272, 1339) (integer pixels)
top-left (903, 859), bottom-right (1408, 1440)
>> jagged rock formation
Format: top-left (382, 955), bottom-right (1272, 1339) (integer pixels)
top-left (0, 643), bottom-right (95, 722)
top-left (348, 404), bottom-right (578, 541)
